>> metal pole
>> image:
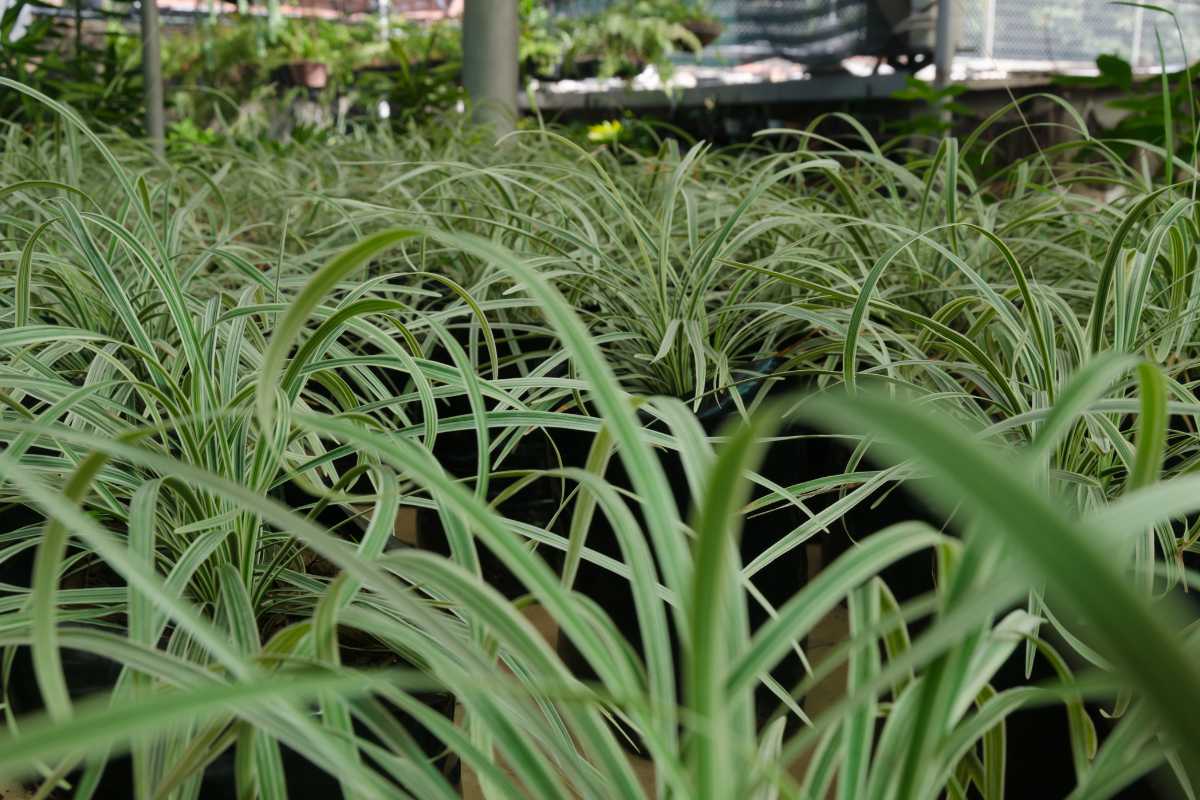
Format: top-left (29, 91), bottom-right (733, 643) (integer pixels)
top-left (462, 0), bottom-right (518, 135)
top-left (933, 0), bottom-right (957, 89)
top-left (932, 0), bottom-right (958, 131)
top-left (1130, 2), bottom-right (1146, 69)
top-left (140, 0), bottom-right (165, 157)
top-left (379, 0), bottom-right (390, 41)
top-left (982, 0), bottom-right (996, 61)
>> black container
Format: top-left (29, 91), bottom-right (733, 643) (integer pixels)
top-left (6, 645), bottom-right (138, 797)
top-left (796, 418), bottom-right (1167, 798)
top-left (984, 635), bottom-right (1169, 799)
top-left (521, 57), bottom-right (564, 83)
top-left (545, 382), bottom-right (816, 735)
top-left (417, 428), bottom-right (564, 598)
top-left (0, 501), bottom-right (454, 798)
top-left (0, 503), bottom-right (43, 592)
top-left (415, 328), bottom-right (567, 598)
top-left (561, 55), bottom-right (602, 81)
top-left (543, 350), bottom-right (952, 750)
top-left (4, 640), bottom-right (455, 799)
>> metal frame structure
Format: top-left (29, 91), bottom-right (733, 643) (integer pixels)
top-left (98, 0), bottom-right (968, 147)
top-left (26, 0), bottom-right (1200, 147)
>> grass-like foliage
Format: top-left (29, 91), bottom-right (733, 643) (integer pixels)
top-left (2, 71), bottom-right (1200, 799)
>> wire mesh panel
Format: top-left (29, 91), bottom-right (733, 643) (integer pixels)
top-left (957, 0), bottom-right (1200, 67)
top-left (717, 0), bottom-right (895, 62)
top-left (957, 0), bottom-right (985, 55)
top-left (991, 0), bottom-right (1136, 62)
top-left (548, 0), bottom-right (900, 61)
top-left (550, 0), bottom-right (1200, 68)
top-left (1130, 0), bottom-right (1200, 67)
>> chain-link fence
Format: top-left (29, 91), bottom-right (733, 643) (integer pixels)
top-left (549, 0), bottom-right (896, 62)
top-left (712, 0), bottom-right (895, 63)
top-left (962, 0), bottom-right (1200, 67)
top-left (549, 0), bottom-right (1200, 68)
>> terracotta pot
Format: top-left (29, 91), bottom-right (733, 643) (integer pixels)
top-left (288, 60), bottom-right (329, 89)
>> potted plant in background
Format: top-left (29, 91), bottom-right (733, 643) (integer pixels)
top-left (520, 0), bottom-right (568, 81)
top-left (272, 20), bottom-right (336, 89)
top-left (560, 0), bottom-right (704, 81)
top-left (350, 18), bottom-right (464, 125)
top-left (647, 0), bottom-right (724, 47)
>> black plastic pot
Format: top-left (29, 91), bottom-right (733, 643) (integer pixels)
top-left (521, 57), bottom-right (563, 83)
top-left (5, 646), bottom-right (136, 797)
top-left (416, 329), bottom-right (566, 598)
top-left (561, 55), bottom-right (602, 80)
top-left (986, 635), bottom-right (1170, 798)
top-left (561, 54), bottom-right (644, 81)
top-left (544, 353), bottom-right (953, 743)
top-left (4, 640), bottom-right (455, 798)
top-left (544, 368), bottom-right (809, 734)
top-left (0, 503), bottom-right (42, 592)
top-left (1, 500), bottom-right (455, 797)
top-left (419, 427), bottom-right (564, 598)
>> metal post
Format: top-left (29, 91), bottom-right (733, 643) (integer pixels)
top-left (140, 0), bottom-right (165, 157)
top-left (931, 0), bottom-right (958, 132)
top-left (74, 0), bottom-right (82, 58)
top-left (1130, 2), bottom-right (1146, 68)
top-left (982, 0), bottom-right (996, 60)
top-left (933, 0), bottom-right (957, 89)
top-left (379, 0), bottom-right (390, 40)
top-left (462, 0), bottom-right (518, 135)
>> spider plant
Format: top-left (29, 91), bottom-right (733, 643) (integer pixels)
top-left (2, 212), bottom-right (1200, 798)
top-left (1, 71), bottom-right (1200, 800)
